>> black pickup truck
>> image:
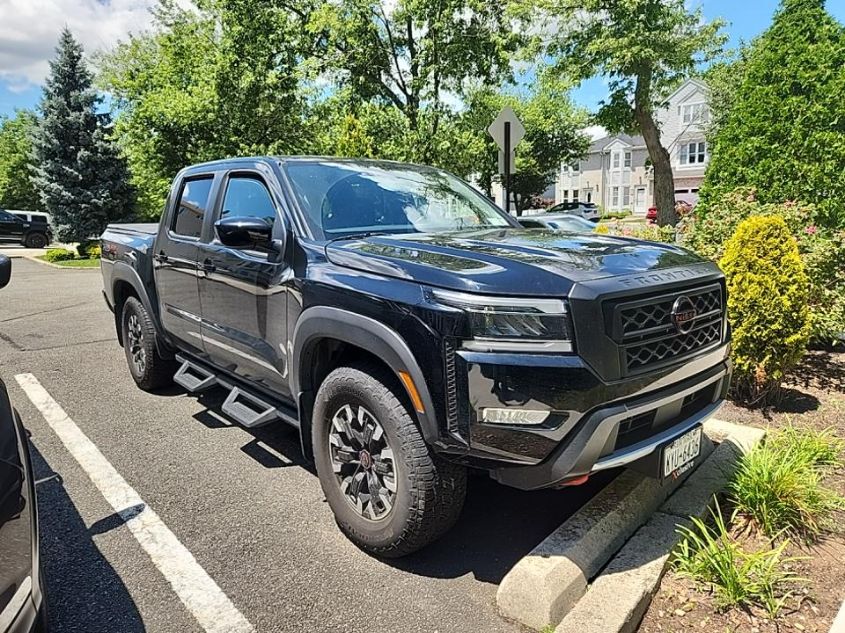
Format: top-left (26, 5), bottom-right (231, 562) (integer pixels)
top-left (101, 157), bottom-right (731, 557)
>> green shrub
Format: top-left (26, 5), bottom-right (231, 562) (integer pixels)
top-left (44, 248), bottom-right (76, 262)
top-left (600, 209), bottom-right (632, 220)
top-left (76, 241), bottom-right (101, 259)
top-left (685, 188), bottom-right (816, 259)
top-left (729, 426), bottom-right (844, 539)
top-left (673, 502), bottom-right (803, 618)
top-left (800, 230), bottom-right (845, 344)
top-left (719, 216), bottom-right (812, 403)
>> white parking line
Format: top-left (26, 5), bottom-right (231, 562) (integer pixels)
top-left (15, 373), bottom-right (255, 633)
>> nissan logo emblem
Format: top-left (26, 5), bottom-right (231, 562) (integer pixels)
top-left (670, 295), bottom-right (697, 334)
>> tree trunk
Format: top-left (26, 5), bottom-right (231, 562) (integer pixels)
top-left (634, 69), bottom-right (677, 227)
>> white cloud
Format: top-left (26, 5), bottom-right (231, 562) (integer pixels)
top-left (584, 124), bottom-right (607, 140)
top-left (0, 0), bottom-right (157, 88)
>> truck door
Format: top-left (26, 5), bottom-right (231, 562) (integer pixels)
top-left (196, 169), bottom-right (292, 398)
top-left (0, 210), bottom-right (24, 242)
top-left (153, 174), bottom-right (217, 357)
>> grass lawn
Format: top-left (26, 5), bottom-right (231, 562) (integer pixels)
top-left (36, 255), bottom-right (100, 268)
top-left (639, 349), bottom-right (845, 633)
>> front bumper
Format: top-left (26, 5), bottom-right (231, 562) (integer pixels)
top-left (490, 362), bottom-right (729, 489)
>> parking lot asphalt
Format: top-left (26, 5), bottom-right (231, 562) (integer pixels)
top-left (0, 256), bottom-right (615, 633)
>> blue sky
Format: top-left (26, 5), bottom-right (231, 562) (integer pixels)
top-left (1, 0), bottom-right (845, 119)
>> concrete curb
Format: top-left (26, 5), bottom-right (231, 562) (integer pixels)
top-left (554, 420), bottom-right (765, 633)
top-left (496, 436), bottom-right (716, 630)
top-left (554, 512), bottom-right (691, 633)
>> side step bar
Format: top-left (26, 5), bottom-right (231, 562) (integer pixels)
top-left (173, 355), bottom-right (295, 429)
top-left (221, 387), bottom-right (279, 428)
top-left (173, 359), bottom-right (217, 393)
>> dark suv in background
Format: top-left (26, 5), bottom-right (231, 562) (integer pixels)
top-left (0, 211), bottom-right (52, 249)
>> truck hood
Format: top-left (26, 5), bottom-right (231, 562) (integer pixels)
top-left (324, 228), bottom-right (710, 296)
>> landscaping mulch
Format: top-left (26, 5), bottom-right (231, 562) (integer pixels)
top-left (639, 350), bottom-right (845, 633)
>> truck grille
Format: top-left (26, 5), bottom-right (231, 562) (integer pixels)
top-left (608, 284), bottom-right (724, 375)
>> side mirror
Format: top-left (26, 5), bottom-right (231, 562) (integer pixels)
top-left (215, 216), bottom-right (273, 250)
top-left (0, 255), bottom-right (10, 289)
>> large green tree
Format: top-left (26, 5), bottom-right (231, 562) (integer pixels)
top-left (461, 71), bottom-right (589, 214)
top-left (0, 110), bottom-right (42, 211)
top-left (31, 29), bottom-right (134, 242)
top-left (699, 0), bottom-right (845, 228)
top-left (525, 0), bottom-right (725, 225)
top-left (99, 0), bottom-right (317, 218)
top-left (308, 0), bottom-right (524, 167)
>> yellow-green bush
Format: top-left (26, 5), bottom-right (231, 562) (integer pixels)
top-left (44, 248), bottom-right (76, 262)
top-left (720, 216), bottom-right (812, 403)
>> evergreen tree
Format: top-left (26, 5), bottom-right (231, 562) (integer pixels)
top-left (699, 0), bottom-right (845, 227)
top-left (31, 29), bottom-right (134, 242)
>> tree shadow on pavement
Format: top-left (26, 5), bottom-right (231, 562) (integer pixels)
top-left (29, 444), bottom-right (145, 633)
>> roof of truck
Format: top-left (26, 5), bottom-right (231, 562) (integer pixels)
top-left (183, 156), bottom-right (438, 171)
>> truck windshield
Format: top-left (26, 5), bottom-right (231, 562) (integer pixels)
top-left (282, 160), bottom-right (514, 240)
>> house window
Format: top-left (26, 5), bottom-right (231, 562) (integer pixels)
top-left (623, 186), bottom-right (631, 207)
top-left (562, 190), bottom-right (569, 202)
top-left (680, 141), bottom-right (707, 165)
top-left (571, 162), bottom-right (580, 172)
top-left (612, 152), bottom-right (620, 169)
top-left (681, 103), bottom-right (709, 124)
top-left (572, 190), bottom-right (579, 202)
top-left (611, 186), bottom-right (620, 207)
top-left (624, 151), bottom-right (632, 168)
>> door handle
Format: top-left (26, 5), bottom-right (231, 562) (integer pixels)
top-left (154, 252), bottom-right (168, 263)
top-left (202, 259), bottom-right (216, 274)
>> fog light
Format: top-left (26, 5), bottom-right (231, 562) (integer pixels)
top-left (480, 408), bottom-right (550, 425)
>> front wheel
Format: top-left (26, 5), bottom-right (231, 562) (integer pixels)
top-left (24, 232), bottom-right (48, 248)
top-left (313, 364), bottom-right (467, 558)
top-left (120, 297), bottom-right (175, 391)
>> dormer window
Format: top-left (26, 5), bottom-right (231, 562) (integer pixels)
top-left (681, 103), bottom-right (709, 124)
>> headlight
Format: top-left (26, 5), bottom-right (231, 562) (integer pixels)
top-left (427, 288), bottom-right (573, 353)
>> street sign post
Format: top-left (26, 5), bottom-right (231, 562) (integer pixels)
top-left (488, 107), bottom-right (525, 213)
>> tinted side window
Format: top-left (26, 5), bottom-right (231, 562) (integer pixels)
top-left (0, 211), bottom-right (17, 222)
top-left (220, 177), bottom-right (277, 229)
top-left (172, 177), bottom-right (213, 238)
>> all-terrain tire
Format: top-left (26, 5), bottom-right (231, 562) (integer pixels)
top-left (121, 296), bottom-right (175, 391)
top-left (24, 232), bottom-right (48, 248)
top-left (313, 363), bottom-right (467, 558)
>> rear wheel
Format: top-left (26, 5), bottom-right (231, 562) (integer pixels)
top-left (24, 232), bottom-right (48, 248)
top-left (313, 363), bottom-right (467, 558)
top-left (121, 297), bottom-right (175, 391)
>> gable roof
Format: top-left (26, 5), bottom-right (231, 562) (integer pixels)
top-left (588, 133), bottom-right (646, 153)
top-left (663, 78), bottom-right (709, 105)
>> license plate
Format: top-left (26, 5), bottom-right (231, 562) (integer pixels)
top-left (662, 426), bottom-right (702, 478)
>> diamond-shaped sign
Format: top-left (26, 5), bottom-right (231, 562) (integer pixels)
top-left (487, 107), bottom-right (525, 151)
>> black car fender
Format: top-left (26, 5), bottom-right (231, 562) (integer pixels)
top-left (292, 306), bottom-right (439, 455)
top-left (109, 261), bottom-right (173, 358)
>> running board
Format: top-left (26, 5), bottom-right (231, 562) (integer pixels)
top-left (221, 387), bottom-right (279, 428)
top-left (173, 359), bottom-right (217, 393)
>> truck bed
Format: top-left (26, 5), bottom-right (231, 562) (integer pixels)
top-left (105, 223), bottom-right (159, 236)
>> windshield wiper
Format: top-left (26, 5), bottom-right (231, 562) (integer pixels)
top-left (326, 230), bottom-right (394, 244)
